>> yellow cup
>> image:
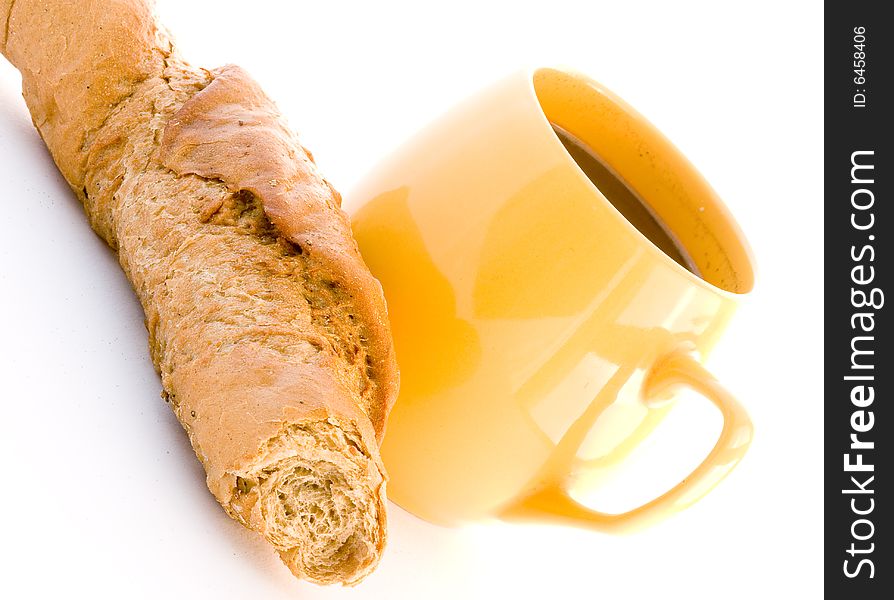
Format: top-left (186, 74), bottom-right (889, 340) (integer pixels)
top-left (349, 67), bottom-right (755, 531)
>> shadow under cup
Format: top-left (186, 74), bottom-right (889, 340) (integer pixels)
top-left (350, 67), bottom-right (755, 530)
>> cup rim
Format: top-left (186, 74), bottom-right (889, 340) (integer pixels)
top-left (527, 67), bottom-right (756, 299)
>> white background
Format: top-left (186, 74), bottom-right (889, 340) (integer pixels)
top-left (0, 1), bottom-right (823, 597)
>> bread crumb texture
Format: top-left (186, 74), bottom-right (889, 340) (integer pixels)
top-left (229, 421), bottom-right (385, 584)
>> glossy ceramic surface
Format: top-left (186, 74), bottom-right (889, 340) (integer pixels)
top-left (349, 68), bottom-right (755, 529)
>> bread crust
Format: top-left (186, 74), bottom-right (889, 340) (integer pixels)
top-left (159, 64), bottom-right (397, 435)
top-left (2, 0), bottom-right (398, 585)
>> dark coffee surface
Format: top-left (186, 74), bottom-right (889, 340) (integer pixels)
top-left (553, 125), bottom-right (698, 275)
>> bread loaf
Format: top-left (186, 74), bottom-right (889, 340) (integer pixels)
top-left (1, 0), bottom-right (398, 585)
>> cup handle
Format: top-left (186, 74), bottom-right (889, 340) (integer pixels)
top-left (502, 350), bottom-right (753, 532)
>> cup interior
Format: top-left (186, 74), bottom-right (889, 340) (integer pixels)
top-left (532, 68), bottom-right (754, 295)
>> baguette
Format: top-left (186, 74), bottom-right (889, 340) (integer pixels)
top-left (1, 0), bottom-right (398, 585)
